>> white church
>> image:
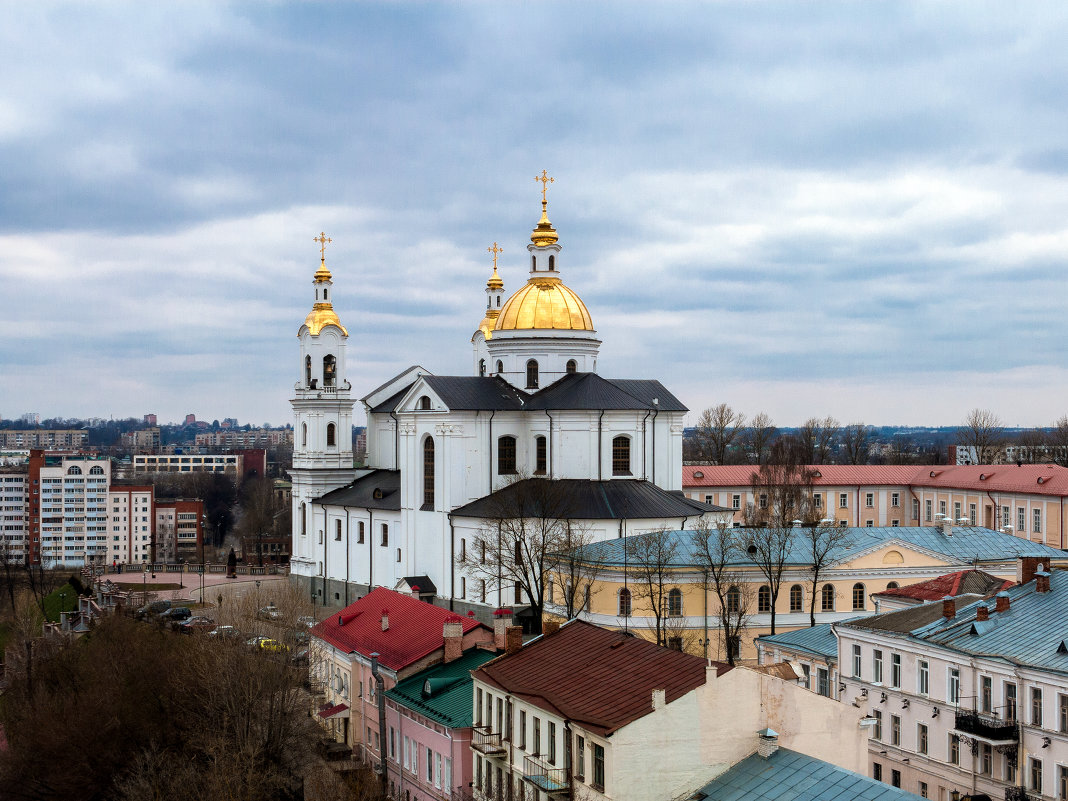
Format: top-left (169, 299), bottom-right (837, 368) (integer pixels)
top-left (288, 183), bottom-right (720, 621)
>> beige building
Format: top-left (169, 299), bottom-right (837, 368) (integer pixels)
top-left (132, 453), bottom-right (242, 475)
top-left (0, 429), bottom-right (88, 449)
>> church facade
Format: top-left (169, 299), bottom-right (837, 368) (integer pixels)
top-left (288, 187), bottom-right (721, 619)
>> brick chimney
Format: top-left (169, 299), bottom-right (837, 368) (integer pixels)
top-left (1035, 567), bottom-right (1051, 594)
top-left (756, 728), bottom-right (779, 759)
top-left (410, 584), bottom-right (421, 599)
top-left (939, 517), bottom-right (953, 537)
top-left (381, 608), bottom-right (389, 631)
top-left (976, 604), bottom-right (989, 621)
top-left (651, 688), bottom-right (666, 711)
top-left (542, 620), bottom-right (560, 637)
top-left (995, 591), bottom-right (1010, 613)
top-left (505, 625), bottom-right (523, 655)
top-left (493, 608), bottom-right (513, 651)
top-left (942, 595), bottom-right (955, 620)
top-left (443, 615), bottom-right (464, 663)
top-left (1017, 556), bottom-right (1042, 585)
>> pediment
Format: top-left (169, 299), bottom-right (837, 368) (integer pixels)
top-left (396, 377), bottom-right (449, 413)
top-left (834, 541), bottom-right (955, 571)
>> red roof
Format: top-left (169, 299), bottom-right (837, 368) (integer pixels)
top-left (310, 587), bottom-right (489, 671)
top-left (683, 464), bottom-right (1068, 496)
top-left (873, 569), bottom-right (1013, 602)
top-left (318, 702), bottom-right (350, 719)
top-left (474, 620), bottom-right (713, 737)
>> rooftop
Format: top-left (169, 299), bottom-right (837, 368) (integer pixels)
top-left (317, 469), bottom-right (401, 511)
top-left (384, 647), bottom-right (499, 729)
top-left (872, 569), bottom-right (1013, 602)
top-left (756, 624), bottom-right (838, 661)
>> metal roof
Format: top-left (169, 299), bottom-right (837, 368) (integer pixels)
top-left (524, 373), bottom-right (686, 412)
top-left (384, 647), bottom-right (499, 729)
top-left (369, 386), bottom-right (413, 414)
top-left (872, 569), bottom-right (1012, 602)
top-left (695, 748), bottom-right (923, 800)
top-left (422, 376), bottom-right (529, 411)
top-left (317, 469), bottom-right (401, 511)
top-left (756, 624), bottom-right (839, 660)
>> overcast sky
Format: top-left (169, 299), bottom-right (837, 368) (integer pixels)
top-left (2, 2), bottom-right (1067, 428)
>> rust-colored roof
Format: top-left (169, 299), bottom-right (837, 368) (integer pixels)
top-left (473, 620), bottom-right (715, 736)
top-left (873, 569), bottom-right (1013, 602)
top-left (683, 464), bottom-right (1068, 497)
top-left (747, 662), bottom-right (804, 681)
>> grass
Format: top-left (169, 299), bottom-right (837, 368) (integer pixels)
top-left (43, 582), bottom-right (80, 623)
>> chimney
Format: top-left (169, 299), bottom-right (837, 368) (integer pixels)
top-left (651, 688), bottom-right (666, 711)
top-left (505, 625), bottom-right (523, 655)
top-left (1018, 557), bottom-right (1042, 585)
top-left (381, 608), bottom-right (389, 631)
top-left (939, 517), bottom-right (953, 537)
top-left (443, 615), bottom-right (464, 663)
top-left (976, 604), bottom-right (989, 621)
top-left (1035, 567), bottom-right (1051, 594)
top-left (410, 584), bottom-right (420, 599)
top-left (756, 728), bottom-right (779, 759)
top-left (942, 596), bottom-right (955, 620)
top-left (542, 620), bottom-right (560, 637)
top-left (995, 591), bottom-right (1010, 613)
top-left (493, 608), bottom-right (513, 651)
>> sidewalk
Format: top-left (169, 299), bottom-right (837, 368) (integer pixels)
top-left (103, 570), bottom-right (289, 604)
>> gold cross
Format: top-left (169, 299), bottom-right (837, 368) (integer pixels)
top-left (487, 242), bottom-right (503, 270)
top-left (314, 231), bottom-right (332, 261)
top-left (535, 170), bottom-right (554, 203)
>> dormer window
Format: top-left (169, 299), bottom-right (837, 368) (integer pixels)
top-left (418, 396), bottom-right (432, 411)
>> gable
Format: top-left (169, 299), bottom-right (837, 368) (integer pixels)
top-left (838, 542), bottom-right (954, 571)
top-left (396, 377), bottom-right (448, 413)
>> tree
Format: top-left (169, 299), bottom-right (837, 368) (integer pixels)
top-left (1051, 416), bottom-right (1068, 467)
top-left (236, 476), bottom-right (280, 565)
top-left (690, 521), bottom-right (752, 665)
top-left (1014, 428), bottom-right (1049, 464)
top-left (800, 522), bottom-right (849, 627)
top-left (839, 422), bottom-right (872, 465)
top-left (745, 438), bottom-right (819, 529)
top-left (797, 417), bottom-right (839, 464)
top-left (691, 404), bottom-right (746, 464)
top-left (547, 520), bottom-right (603, 621)
top-left (623, 528), bottom-right (679, 647)
top-left (742, 411), bottom-right (777, 465)
top-left (740, 525), bottom-right (793, 636)
top-left (959, 408), bottom-right (1006, 464)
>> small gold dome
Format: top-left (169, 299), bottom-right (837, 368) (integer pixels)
top-left (302, 303), bottom-right (349, 336)
top-left (530, 205), bottom-right (559, 247)
top-left (494, 276), bottom-right (593, 331)
top-left (487, 265), bottom-right (504, 290)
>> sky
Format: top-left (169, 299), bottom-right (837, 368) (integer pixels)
top-left (2, 2), bottom-right (1068, 429)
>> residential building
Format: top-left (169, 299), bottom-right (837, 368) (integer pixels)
top-left (155, 498), bottom-right (205, 563)
top-left (194, 429), bottom-right (293, 449)
top-left (871, 569), bottom-right (1013, 613)
top-left (120, 427), bottom-right (161, 453)
top-left (756, 624), bottom-right (840, 700)
top-left (107, 484), bottom-right (155, 564)
top-left (835, 558), bottom-right (1068, 800)
top-left (0, 429), bottom-right (88, 450)
top-left (29, 451), bottom-right (111, 566)
top-left (132, 453), bottom-right (243, 475)
top-left (0, 468), bottom-right (28, 561)
top-left (683, 464), bottom-right (1068, 548)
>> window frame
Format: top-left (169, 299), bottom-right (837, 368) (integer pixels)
top-left (497, 435), bottom-right (517, 475)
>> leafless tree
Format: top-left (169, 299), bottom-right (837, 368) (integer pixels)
top-left (959, 408), bottom-right (1006, 464)
top-left (692, 404), bottom-right (747, 464)
top-left (745, 438), bottom-right (820, 528)
top-left (623, 528), bottom-right (679, 647)
top-left (840, 422), bottom-right (873, 465)
top-left (800, 522), bottom-right (849, 627)
top-left (547, 520), bottom-right (603, 621)
top-left (690, 521), bottom-right (752, 665)
top-left (740, 525), bottom-right (792, 635)
top-left (797, 417), bottom-right (839, 464)
top-left (1051, 415), bottom-right (1068, 467)
top-left (742, 411), bottom-right (777, 465)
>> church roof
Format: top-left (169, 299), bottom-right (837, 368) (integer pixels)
top-left (450, 478), bottom-right (724, 520)
top-left (422, 376), bottom-right (529, 410)
top-left (525, 373), bottom-right (686, 412)
top-left (317, 469), bottom-right (401, 510)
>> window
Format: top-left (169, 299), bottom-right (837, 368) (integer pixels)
top-left (592, 744), bottom-right (605, 791)
top-left (1019, 507), bottom-right (1026, 532)
top-left (1059, 765), bottom-right (1068, 801)
top-left (917, 659), bottom-right (929, 695)
top-left (789, 584), bottom-right (802, 612)
top-left (300, 502), bottom-right (307, 536)
top-left (813, 493), bottom-right (823, 509)
top-left (496, 359), bottom-right (503, 374)
top-left (891, 492), bottom-right (900, 507)
top-left (1031, 757), bottom-right (1043, 793)
top-left (305, 355), bottom-right (312, 386)
top-left (954, 501), bottom-right (961, 521)
top-left (917, 723), bottom-right (928, 755)
top-left (301, 422), bottom-right (307, 447)
top-left (873, 710), bottom-right (883, 740)
top-left (612, 436), bottom-right (631, 475)
top-left (526, 359), bottom-right (539, 389)
top-left (758, 585), bottom-right (771, 613)
top-left (969, 502), bottom-right (976, 526)
top-left (865, 493), bottom-right (874, 508)
top-left (667, 588), bottom-right (683, 617)
top-left (533, 718), bottom-right (541, 755)
top-left (939, 500), bottom-right (947, 517)
top-left (535, 436), bottom-right (547, 475)
top-left (852, 583), bottom-right (865, 610)
top-left (497, 436), bottom-right (517, 475)
top-left (821, 583), bottom-right (835, 611)
top-left (566, 359), bottom-right (577, 374)
top-left (1033, 686), bottom-right (1043, 727)
top-left (891, 769), bottom-right (901, 788)
top-left (726, 585), bottom-right (740, 615)
top-left (548, 722), bottom-right (557, 764)
top-left (460, 577), bottom-right (465, 598)
top-left (357, 521), bottom-right (365, 543)
top-left (732, 494), bottom-right (741, 510)
top-left (479, 358), bottom-right (486, 377)
top-left (1034, 508), bottom-right (1043, 534)
top-left (548, 255), bottom-right (555, 270)
top-left (334, 520), bottom-right (342, 541)
top-left (575, 735), bottom-right (585, 778)
top-left (801, 663), bottom-right (811, 689)
top-left (817, 667), bottom-right (829, 697)
top-left (912, 498), bottom-right (919, 519)
top-left (839, 493), bottom-right (848, 509)
top-left (426, 748), bottom-right (433, 783)
top-left (381, 524), bottom-right (388, 546)
top-left (1006, 682), bottom-right (1018, 721)
top-left (949, 668), bottom-right (960, 705)
top-left (981, 675), bottom-right (992, 713)
top-left (949, 733), bottom-right (960, 765)
top-left (925, 499), bottom-right (932, 521)
top-left (323, 354), bottom-right (336, 386)
top-left (396, 548), bottom-right (402, 562)
top-left (890, 714), bottom-right (900, 745)
top-left (980, 743), bottom-right (992, 776)
top-left (873, 762), bottom-right (882, 781)
top-left (852, 644), bottom-right (862, 678)
top-left (890, 654), bottom-right (901, 688)
top-left (422, 437), bottom-right (435, 510)
top-left (418, 395), bottom-right (431, 411)
top-left (618, 588), bottom-right (631, 617)
top-left (872, 650), bottom-right (883, 684)
top-left (519, 710), bottom-right (526, 749)
top-left (919, 781), bottom-right (928, 798)
top-left (1059, 694), bottom-right (1068, 733)
top-left (758, 493), bottom-right (768, 509)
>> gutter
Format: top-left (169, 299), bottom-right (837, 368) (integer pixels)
top-left (448, 512), bottom-right (455, 611)
top-left (650, 401), bottom-right (659, 485)
top-left (641, 409), bottom-right (652, 480)
top-left (597, 410), bottom-right (605, 481)
top-left (544, 409), bottom-right (554, 477)
top-left (368, 508), bottom-right (374, 591)
top-left (488, 410), bottom-right (496, 492)
top-left (389, 410), bottom-right (400, 470)
top-left (371, 653), bottom-right (388, 795)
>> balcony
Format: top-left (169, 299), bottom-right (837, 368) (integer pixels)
top-left (954, 710), bottom-right (1019, 742)
top-left (1005, 788), bottom-right (1042, 801)
top-left (523, 755), bottom-right (567, 794)
top-left (471, 727), bottom-right (506, 756)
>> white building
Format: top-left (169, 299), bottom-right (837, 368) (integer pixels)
top-left (32, 453), bottom-right (111, 567)
top-left (289, 195), bottom-right (719, 615)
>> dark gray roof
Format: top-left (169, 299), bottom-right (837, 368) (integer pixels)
top-left (399, 576), bottom-right (438, 595)
top-left (422, 376), bottom-right (528, 410)
top-left (841, 595), bottom-right (985, 634)
top-left (369, 386), bottom-right (413, 414)
top-left (360, 365), bottom-right (428, 403)
top-left (524, 373), bottom-right (687, 412)
top-left (317, 470), bottom-right (401, 510)
top-left (605, 379), bottom-right (688, 412)
top-left (696, 748), bottom-right (922, 801)
top-left (451, 479), bottom-right (722, 521)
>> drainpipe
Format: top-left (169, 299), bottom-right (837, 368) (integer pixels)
top-left (345, 510), bottom-right (350, 607)
top-left (322, 512), bottom-right (327, 607)
top-left (488, 411), bottom-right (496, 493)
top-left (389, 410), bottom-right (400, 470)
top-left (564, 719), bottom-right (574, 801)
top-left (370, 653), bottom-right (388, 796)
top-left (650, 400), bottom-right (660, 485)
top-left (597, 410), bottom-right (605, 480)
top-left (640, 410), bottom-right (652, 480)
top-left (702, 568), bottom-right (709, 660)
top-left (448, 513), bottom-right (455, 611)
top-left (544, 410), bottom-right (555, 477)
top-left (368, 509), bottom-right (374, 591)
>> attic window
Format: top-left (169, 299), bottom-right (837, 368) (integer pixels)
top-left (1059, 641), bottom-right (1068, 655)
top-left (418, 396), bottom-right (431, 411)
top-left (373, 488), bottom-right (383, 500)
top-left (813, 470), bottom-right (822, 478)
top-left (1038, 477), bottom-right (1046, 485)
top-left (980, 474), bottom-right (986, 480)
top-left (693, 471), bottom-right (704, 479)
top-left (423, 679), bottom-right (433, 696)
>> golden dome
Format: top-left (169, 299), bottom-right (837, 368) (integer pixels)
top-left (302, 303), bottom-right (349, 336)
top-left (487, 265), bottom-right (504, 290)
top-left (494, 276), bottom-right (593, 331)
top-left (530, 204), bottom-right (559, 247)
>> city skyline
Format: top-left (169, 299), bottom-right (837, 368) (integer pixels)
top-left (3, 4), bottom-right (1068, 427)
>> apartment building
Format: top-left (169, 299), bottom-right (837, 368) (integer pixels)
top-left (194, 429), bottom-right (293, 449)
top-left (106, 484), bottom-right (155, 564)
top-left (0, 469), bottom-right (28, 560)
top-left (132, 453), bottom-right (243, 475)
top-left (0, 429), bottom-right (88, 449)
top-left (27, 451), bottom-right (111, 566)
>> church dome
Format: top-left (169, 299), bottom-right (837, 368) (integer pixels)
top-left (494, 276), bottom-right (593, 332)
top-left (302, 303), bottom-right (349, 336)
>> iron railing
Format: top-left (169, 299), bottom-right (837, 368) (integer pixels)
top-left (955, 709), bottom-right (1019, 741)
top-left (523, 755), bottom-right (567, 794)
top-left (472, 727), bottom-right (506, 755)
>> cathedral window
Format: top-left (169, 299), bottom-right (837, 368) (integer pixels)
top-left (498, 436), bottom-right (517, 475)
top-left (305, 356), bottom-right (312, 387)
top-left (666, 588), bottom-right (683, 617)
top-left (566, 359), bottom-right (577, 375)
top-left (357, 521), bottom-right (365, 543)
top-left (525, 360), bottom-right (539, 389)
top-left (618, 588), bottom-right (631, 617)
top-left (460, 577), bottom-right (465, 598)
top-left (418, 396), bottom-right (431, 410)
top-left (381, 524), bottom-right (388, 546)
top-left (479, 359), bottom-right (486, 377)
top-left (459, 538), bottom-right (466, 562)
top-left (300, 503), bottom-right (306, 536)
top-left (534, 436), bottom-right (547, 475)
top-left (323, 288), bottom-right (328, 300)
top-left (548, 255), bottom-right (555, 271)
top-left (497, 295), bottom-right (501, 307)
top-left (327, 423), bottom-right (336, 447)
top-left (335, 520), bottom-right (342, 541)
top-left (612, 436), bottom-right (631, 476)
top-left (302, 423), bottom-right (307, 447)
top-left (531, 255), bottom-right (536, 271)
top-left (323, 355), bottom-right (336, 387)
top-left (422, 437), bottom-right (435, 511)
top-left (496, 360), bottom-right (503, 374)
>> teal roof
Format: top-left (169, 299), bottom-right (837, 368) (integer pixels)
top-left (696, 748), bottom-right (922, 800)
top-left (573, 526), bottom-right (1066, 569)
top-left (384, 648), bottom-right (498, 729)
top-left (756, 624), bottom-right (839, 661)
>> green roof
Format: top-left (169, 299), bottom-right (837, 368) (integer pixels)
top-left (384, 648), bottom-right (498, 729)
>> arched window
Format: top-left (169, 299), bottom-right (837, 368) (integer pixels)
top-left (852, 583), bottom-right (866, 610)
top-left (666, 588), bottom-right (683, 617)
top-left (335, 520), bottom-right (342, 541)
top-left (89, 466), bottom-right (104, 475)
top-left (758, 585), bottom-right (771, 613)
top-left (526, 359), bottom-right (539, 389)
top-left (821, 583), bottom-right (835, 611)
top-left (497, 436), bottom-right (517, 475)
top-left (305, 355), bottom-right (311, 386)
top-left (300, 502), bottom-right (307, 536)
top-left (886, 581), bottom-right (899, 590)
top-left (422, 436), bottom-right (435, 510)
top-left (301, 422), bottom-right (307, 447)
top-left (612, 436), bottom-right (631, 476)
top-left (67, 466), bottom-right (82, 475)
top-left (497, 295), bottom-right (501, 307)
top-left (566, 359), bottom-right (577, 374)
top-left (418, 395), bottom-right (431, 410)
top-left (326, 423), bottom-right (336, 447)
top-left (323, 288), bottom-right (328, 300)
top-left (535, 436), bottom-right (547, 475)
top-left (726, 585), bottom-right (741, 615)
top-left (496, 360), bottom-right (503, 374)
top-left (479, 359), bottom-right (486, 377)
top-left (531, 255), bottom-right (536, 271)
top-left (618, 588), bottom-right (632, 617)
top-left (548, 255), bottom-right (555, 271)
top-left (789, 584), bottom-right (803, 612)
top-left (357, 521), bottom-right (365, 543)
top-left (323, 354), bottom-right (336, 386)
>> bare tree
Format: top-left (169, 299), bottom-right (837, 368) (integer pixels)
top-left (959, 408), bottom-right (1006, 464)
top-left (1013, 428), bottom-right (1050, 464)
top-left (742, 411), bottom-right (777, 465)
top-left (690, 521), bottom-right (752, 665)
top-left (800, 522), bottom-right (849, 627)
top-left (548, 520), bottom-right (603, 621)
top-left (797, 417), bottom-right (839, 464)
top-left (1051, 415), bottom-right (1068, 467)
top-left (692, 404), bottom-right (747, 464)
top-left (740, 525), bottom-right (793, 635)
top-left (623, 528), bottom-right (679, 647)
top-left (840, 422), bottom-right (873, 465)
top-left (745, 438), bottom-right (820, 529)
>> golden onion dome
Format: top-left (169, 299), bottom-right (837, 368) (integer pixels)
top-left (313, 259), bottom-right (332, 284)
top-left (487, 265), bottom-right (504, 290)
top-left (302, 303), bottom-right (349, 336)
top-left (494, 276), bottom-right (593, 331)
top-left (530, 204), bottom-right (559, 247)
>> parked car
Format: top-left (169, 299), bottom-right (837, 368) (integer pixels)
top-left (158, 607), bottom-right (192, 623)
top-left (178, 616), bottom-right (216, 634)
top-left (134, 600), bottom-right (172, 620)
top-left (247, 635), bottom-right (289, 653)
top-left (208, 625), bottom-right (242, 640)
top-left (257, 606), bottom-right (281, 621)
top-left (297, 616), bottom-right (317, 628)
